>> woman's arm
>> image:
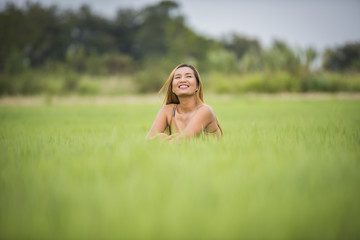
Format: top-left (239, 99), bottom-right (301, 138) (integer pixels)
top-left (146, 106), bottom-right (169, 139)
top-left (181, 105), bottom-right (215, 140)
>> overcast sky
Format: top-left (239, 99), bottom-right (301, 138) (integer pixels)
top-left (2, 0), bottom-right (360, 52)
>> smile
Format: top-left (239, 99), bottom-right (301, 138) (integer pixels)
top-left (179, 84), bottom-right (189, 89)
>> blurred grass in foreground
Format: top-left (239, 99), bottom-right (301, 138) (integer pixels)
top-left (0, 97), bottom-right (360, 239)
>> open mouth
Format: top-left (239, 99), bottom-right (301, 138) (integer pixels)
top-left (178, 84), bottom-right (189, 89)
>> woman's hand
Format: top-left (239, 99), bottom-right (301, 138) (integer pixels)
top-left (148, 133), bottom-right (180, 143)
top-left (168, 133), bottom-right (183, 143)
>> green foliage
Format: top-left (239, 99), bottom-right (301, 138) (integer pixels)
top-left (62, 71), bottom-right (79, 92)
top-left (205, 48), bottom-right (238, 74)
top-left (1, 69), bottom-right (360, 96)
top-left (204, 71), bottom-right (360, 93)
top-left (134, 65), bottom-right (168, 93)
top-left (222, 33), bottom-right (262, 60)
top-left (66, 46), bottom-right (134, 75)
top-left (0, 70), bottom-right (143, 96)
top-left (135, 1), bottom-right (179, 59)
top-left (0, 70), bottom-right (45, 95)
top-left (165, 16), bottom-right (213, 66)
top-left (323, 42), bottom-right (360, 72)
top-left (302, 72), bottom-right (360, 92)
top-left (1, 1), bottom-right (360, 95)
top-left (304, 47), bottom-right (317, 72)
top-left (1, 99), bottom-right (360, 239)
top-left (66, 46), bottom-right (87, 73)
top-left (77, 79), bottom-right (100, 95)
top-left (3, 47), bottom-right (28, 75)
top-left (0, 2), bottom-right (71, 70)
top-left (240, 47), bottom-right (264, 73)
top-left (113, 9), bottom-right (139, 56)
top-left (264, 40), bottom-right (301, 74)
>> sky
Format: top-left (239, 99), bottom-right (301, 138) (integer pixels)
top-left (2, 0), bottom-right (360, 52)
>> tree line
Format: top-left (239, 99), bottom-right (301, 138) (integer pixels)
top-left (0, 1), bottom-right (359, 95)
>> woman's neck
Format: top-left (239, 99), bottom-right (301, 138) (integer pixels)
top-left (177, 96), bottom-right (198, 114)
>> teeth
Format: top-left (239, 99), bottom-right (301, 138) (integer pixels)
top-left (179, 85), bottom-right (189, 89)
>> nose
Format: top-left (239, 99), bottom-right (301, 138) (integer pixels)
top-left (179, 77), bottom-right (188, 82)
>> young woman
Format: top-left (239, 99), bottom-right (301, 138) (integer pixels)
top-left (147, 63), bottom-right (223, 142)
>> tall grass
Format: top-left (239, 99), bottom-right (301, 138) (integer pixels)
top-left (0, 97), bottom-right (359, 239)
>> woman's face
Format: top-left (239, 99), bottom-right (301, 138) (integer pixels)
top-left (172, 67), bottom-right (198, 97)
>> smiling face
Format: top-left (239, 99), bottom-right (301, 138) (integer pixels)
top-left (172, 67), bottom-right (198, 97)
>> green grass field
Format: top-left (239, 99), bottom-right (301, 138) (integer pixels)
top-left (1, 96), bottom-right (360, 239)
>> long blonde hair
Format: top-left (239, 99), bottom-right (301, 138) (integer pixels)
top-left (159, 63), bottom-right (223, 136)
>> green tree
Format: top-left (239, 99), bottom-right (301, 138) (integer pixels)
top-left (135, 1), bottom-right (179, 59)
top-left (206, 47), bottom-right (238, 74)
top-left (0, 2), bottom-right (71, 70)
top-left (221, 34), bottom-right (262, 60)
top-left (65, 5), bottom-right (116, 55)
top-left (240, 46), bottom-right (263, 73)
top-left (323, 42), bottom-right (360, 72)
top-left (303, 47), bottom-right (317, 73)
top-left (264, 40), bottom-right (301, 74)
top-left (112, 8), bottom-right (140, 58)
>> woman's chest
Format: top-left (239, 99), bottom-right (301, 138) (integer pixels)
top-left (173, 112), bottom-right (193, 131)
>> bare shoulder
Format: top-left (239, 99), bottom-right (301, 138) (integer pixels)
top-left (197, 104), bottom-right (216, 118)
top-left (161, 103), bottom-right (176, 113)
top-left (157, 103), bottom-right (176, 119)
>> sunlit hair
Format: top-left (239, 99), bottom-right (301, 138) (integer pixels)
top-left (159, 63), bottom-right (223, 136)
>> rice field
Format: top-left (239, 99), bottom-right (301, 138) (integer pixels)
top-left (0, 95), bottom-right (359, 239)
